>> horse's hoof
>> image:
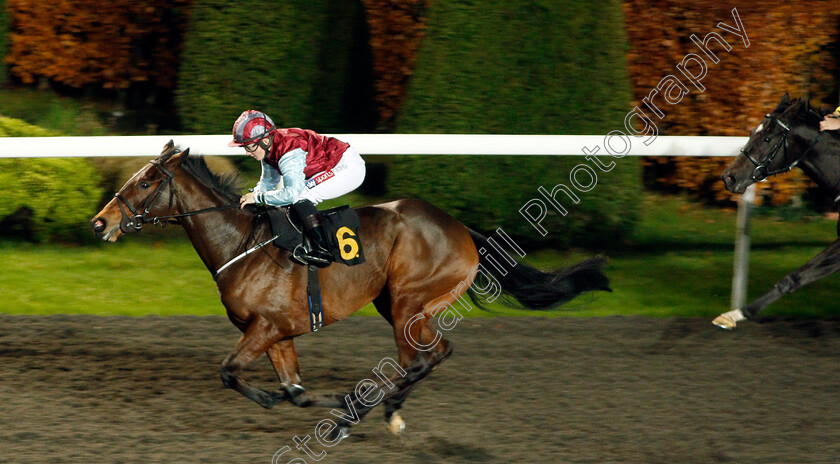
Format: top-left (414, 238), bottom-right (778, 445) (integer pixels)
top-left (713, 309), bottom-right (745, 330)
top-left (329, 424), bottom-right (351, 442)
top-left (283, 383), bottom-right (306, 398)
top-left (712, 315), bottom-right (736, 330)
top-left (386, 413), bottom-right (405, 436)
top-left (281, 383), bottom-right (309, 406)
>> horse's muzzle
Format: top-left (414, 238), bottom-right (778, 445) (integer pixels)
top-left (721, 171), bottom-right (742, 193)
top-left (91, 216), bottom-right (122, 242)
top-left (92, 217), bottom-right (106, 233)
top-left (721, 167), bottom-right (750, 194)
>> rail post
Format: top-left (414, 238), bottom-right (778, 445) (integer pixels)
top-left (730, 183), bottom-right (755, 310)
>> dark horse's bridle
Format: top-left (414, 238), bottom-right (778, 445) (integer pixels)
top-left (114, 159), bottom-right (237, 233)
top-left (743, 114), bottom-right (822, 182)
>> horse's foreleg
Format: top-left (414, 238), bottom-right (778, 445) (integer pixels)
top-left (716, 238), bottom-right (840, 329)
top-left (266, 340), bottom-right (304, 397)
top-left (220, 316), bottom-right (287, 408)
top-left (265, 339), bottom-right (345, 409)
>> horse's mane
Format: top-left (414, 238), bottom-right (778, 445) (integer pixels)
top-left (785, 97), bottom-right (833, 125)
top-left (780, 97), bottom-right (840, 143)
top-left (159, 148), bottom-right (242, 204)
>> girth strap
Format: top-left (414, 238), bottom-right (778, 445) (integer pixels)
top-left (307, 265), bottom-right (324, 332)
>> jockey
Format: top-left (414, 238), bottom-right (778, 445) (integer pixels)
top-left (231, 110), bottom-right (366, 267)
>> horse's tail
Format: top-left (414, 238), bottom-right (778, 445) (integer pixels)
top-left (466, 229), bottom-right (611, 310)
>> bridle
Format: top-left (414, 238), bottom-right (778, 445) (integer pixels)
top-left (112, 155), bottom-right (280, 279)
top-left (114, 158), bottom-right (237, 233)
top-left (743, 114), bottom-right (822, 182)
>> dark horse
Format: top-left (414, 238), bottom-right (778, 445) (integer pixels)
top-left (91, 141), bottom-right (610, 437)
top-left (716, 93), bottom-right (840, 329)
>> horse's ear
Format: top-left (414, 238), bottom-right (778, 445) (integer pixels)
top-left (774, 92), bottom-right (790, 112)
top-left (161, 139), bottom-right (175, 155)
top-left (169, 147), bottom-right (190, 166)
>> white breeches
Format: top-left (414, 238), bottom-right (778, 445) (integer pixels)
top-left (298, 147), bottom-right (366, 205)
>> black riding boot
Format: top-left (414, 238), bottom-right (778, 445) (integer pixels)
top-left (291, 200), bottom-right (333, 268)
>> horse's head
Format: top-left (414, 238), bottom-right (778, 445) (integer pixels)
top-left (722, 93), bottom-right (823, 193)
top-left (92, 141), bottom-right (190, 242)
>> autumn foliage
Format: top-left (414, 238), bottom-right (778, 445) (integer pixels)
top-left (361, 0), bottom-right (432, 130)
top-left (6, 0), bottom-right (191, 90)
top-left (624, 1), bottom-right (840, 205)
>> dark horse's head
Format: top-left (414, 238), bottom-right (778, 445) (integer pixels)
top-left (722, 93), bottom-right (828, 194)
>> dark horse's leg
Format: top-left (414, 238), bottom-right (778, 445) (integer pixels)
top-left (717, 237), bottom-right (840, 328)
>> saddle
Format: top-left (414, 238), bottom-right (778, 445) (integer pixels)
top-left (265, 205), bottom-right (366, 333)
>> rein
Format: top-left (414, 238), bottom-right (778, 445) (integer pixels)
top-left (114, 159), bottom-right (239, 232)
top-left (115, 156), bottom-right (282, 279)
top-left (745, 114), bottom-right (822, 182)
top-left (213, 233), bottom-right (278, 280)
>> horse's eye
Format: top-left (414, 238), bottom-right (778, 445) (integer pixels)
top-left (763, 137), bottom-right (770, 143)
top-left (140, 182), bottom-right (150, 189)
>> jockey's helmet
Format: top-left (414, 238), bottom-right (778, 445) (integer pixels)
top-left (228, 110), bottom-right (276, 147)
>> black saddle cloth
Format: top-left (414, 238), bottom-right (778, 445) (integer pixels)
top-left (266, 205), bottom-right (365, 267)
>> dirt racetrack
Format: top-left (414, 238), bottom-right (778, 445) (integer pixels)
top-left (1, 314), bottom-right (840, 464)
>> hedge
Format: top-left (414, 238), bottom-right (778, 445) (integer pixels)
top-left (92, 155), bottom-right (237, 206)
top-left (176, 0), bottom-right (375, 136)
top-left (0, 116), bottom-right (102, 242)
top-left (387, 0), bottom-right (641, 247)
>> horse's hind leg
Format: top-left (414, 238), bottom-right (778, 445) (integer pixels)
top-left (220, 316), bottom-right (288, 408)
top-left (383, 323), bottom-right (453, 435)
top-left (362, 291), bottom-right (459, 435)
top-left (329, 284), bottom-right (463, 436)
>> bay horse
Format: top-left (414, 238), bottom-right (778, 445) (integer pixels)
top-left (715, 93), bottom-right (840, 329)
top-left (91, 141), bottom-right (611, 438)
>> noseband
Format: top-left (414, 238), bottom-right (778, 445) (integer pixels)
top-left (114, 159), bottom-right (238, 233)
top-left (744, 114), bottom-right (822, 182)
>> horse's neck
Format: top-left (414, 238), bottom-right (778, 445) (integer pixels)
top-left (173, 179), bottom-right (258, 274)
top-left (797, 130), bottom-right (840, 203)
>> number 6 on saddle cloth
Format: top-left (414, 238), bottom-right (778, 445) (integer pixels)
top-left (267, 204), bottom-right (366, 267)
top-left (267, 205), bottom-right (366, 332)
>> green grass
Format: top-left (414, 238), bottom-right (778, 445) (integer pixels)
top-left (628, 194), bottom-right (833, 249)
top-left (2, 193), bottom-right (839, 318)
top-left (0, 240), bottom-right (221, 316)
